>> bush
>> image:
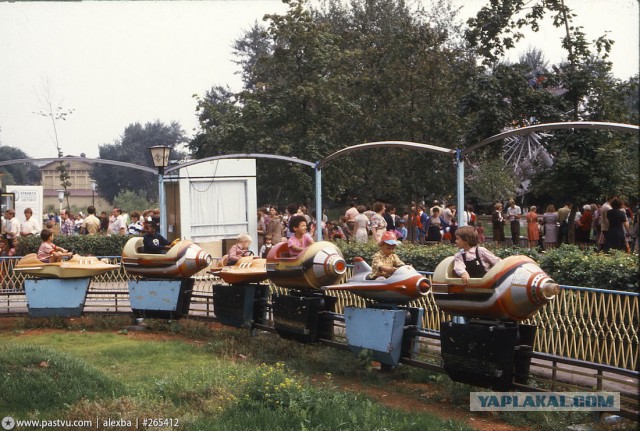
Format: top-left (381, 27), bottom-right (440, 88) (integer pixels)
top-left (336, 241), bottom-right (637, 291)
top-left (15, 234), bottom-right (132, 257)
top-left (538, 245), bottom-right (638, 292)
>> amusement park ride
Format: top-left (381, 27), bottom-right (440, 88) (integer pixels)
top-left (12, 236), bottom-right (560, 391)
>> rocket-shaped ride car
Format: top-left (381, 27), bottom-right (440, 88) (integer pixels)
top-left (121, 238), bottom-right (212, 279)
top-left (209, 255), bottom-right (269, 285)
top-left (431, 255), bottom-right (560, 321)
top-left (323, 257), bottom-right (430, 304)
top-left (266, 241), bottom-right (347, 290)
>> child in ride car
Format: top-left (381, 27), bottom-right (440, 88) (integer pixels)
top-left (370, 231), bottom-right (405, 279)
top-left (37, 229), bottom-right (72, 263)
top-left (227, 233), bottom-right (253, 265)
top-left (453, 226), bottom-right (501, 284)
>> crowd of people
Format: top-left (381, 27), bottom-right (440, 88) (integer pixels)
top-left (253, 200), bottom-right (460, 254)
top-left (0, 205), bottom-right (163, 256)
top-left (2, 196), bottom-right (637, 259)
top-left (494, 197), bottom-right (637, 253)
top-left (254, 196), bottom-right (639, 256)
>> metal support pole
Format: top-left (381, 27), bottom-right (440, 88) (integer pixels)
top-left (456, 149), bottom-right (465, 227)
top-left (454, 150), bottom-right (466, 325)
top-left (315, 164), bottom-right (322, 241)
top-left (158, 172), bottom-right (167, 236)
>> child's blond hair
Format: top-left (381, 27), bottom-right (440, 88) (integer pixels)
top-left (236, 233), bottom-right (252, 243)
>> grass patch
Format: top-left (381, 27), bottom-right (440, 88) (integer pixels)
top-left (4, 319), bottom-right (628, 430)
top-left (0, 343), bottom-right (125, 416)
top-left (0, 325), bottom-right (475, 430)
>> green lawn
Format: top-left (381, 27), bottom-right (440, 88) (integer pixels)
top-left (0, 323), bottom-right (473, 431)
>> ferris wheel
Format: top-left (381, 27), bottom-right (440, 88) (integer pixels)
top-left (501, 118), bottom-right (554, 193)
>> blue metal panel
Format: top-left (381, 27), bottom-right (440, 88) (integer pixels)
top-left (25, 278), bottom-right (90, 317)
top-left (344, 307), bottom-right (406, 366)
top-left (128, 279), bottom-right (184, 312)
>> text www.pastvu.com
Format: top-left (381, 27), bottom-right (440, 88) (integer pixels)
top-left (2, 416), bottom-right (137, 430)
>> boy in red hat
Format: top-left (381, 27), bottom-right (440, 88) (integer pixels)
top-left (370, 231), bottom-right (405, 279)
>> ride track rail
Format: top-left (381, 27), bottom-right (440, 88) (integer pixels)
top-left (2, 286), bottom-right (636, 422)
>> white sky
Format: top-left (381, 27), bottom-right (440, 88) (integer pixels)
top-left (0, 0), bottom-right (638, 160)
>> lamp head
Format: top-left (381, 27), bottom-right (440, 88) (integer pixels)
top-left (148, 145), bottom-right (171, 174)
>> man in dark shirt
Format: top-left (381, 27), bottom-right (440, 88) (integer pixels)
top-left (143, 219), bottom-right (171, 254)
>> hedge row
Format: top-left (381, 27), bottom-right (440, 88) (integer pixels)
top-left (335, 240), bottom-right (638, 292)
top-left (15, 234), bottom-right (130, 257)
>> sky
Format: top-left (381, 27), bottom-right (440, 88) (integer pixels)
top-left (0, 0), bottom-right (638, 160)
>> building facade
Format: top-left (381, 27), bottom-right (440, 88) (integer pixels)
top-left (40, 158), bottom-right (108, 214)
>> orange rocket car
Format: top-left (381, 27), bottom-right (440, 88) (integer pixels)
top-left (209, 255), bottom-right (268, 285)
top-left (323, 257), bottom-right (430, 303)
top-left (431, 255), bottom-right (560, 321)
top-left (266, 241), bottom-right (347, 290)
top-left (121, 238), bottom-right (212, 279)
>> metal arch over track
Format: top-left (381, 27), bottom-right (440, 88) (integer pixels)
top-left (455, 121), bottom-right (640, 227)
top-left (164, 153), bottom-right (316, 174)
top-left (0, 157), bottom-right (158, 174)
top-left (317, 140), bottom-right (455, 169)
top-left (461, 121), bottom-right (639, 156)
top-left (316, 141), bottom-right (455, 240)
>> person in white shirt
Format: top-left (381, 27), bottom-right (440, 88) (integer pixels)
top-left (108, 208), bottom-right (126, 235)
top-left (3, 209), bottom-right (21, 255)
top-left (506, 199), bottom-right (522, 246)
top-left (20, 207), bottom-right (40, 237)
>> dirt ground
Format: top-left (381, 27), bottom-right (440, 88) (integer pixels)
top-left (318, 374), bottom-right (529, 431)
top-left (0, 317), bottom-right (530, 431)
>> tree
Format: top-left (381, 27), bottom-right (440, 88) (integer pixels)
top-left (466, 152), bottom-right (519, 207)
top-left (463, 0), bottom-right (637, 241)
top-left (33, 82), bottom-right (75, 209)
top-left (113, 190), bottom-right (155, 215)
top-left (191, 0), bottom-right (478, 209)
top-left (94, 121), bottom-right (187, 204)
top-left (0, 145), bottom-right (41, 186)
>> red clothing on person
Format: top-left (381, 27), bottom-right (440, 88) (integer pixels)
top-left (526, 211), bottom-right (540, 241)
top-left (37, 242), bottom-right (55, 263)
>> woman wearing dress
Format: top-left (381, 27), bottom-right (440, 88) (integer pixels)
top-left (526, 206), bottom-right (540, 249)
top-left (354, 205), bottom-right (370, 243)
top-left (265, 206), bottom-right (284, 244)
top-left (603, 198), bottom-right (629, 252)
top-left (370, 201), bottom-right (388, 244)
top-left (543, 204), bottom-right (559, 249)
top-left (491, 202), bottom-right (505, 246)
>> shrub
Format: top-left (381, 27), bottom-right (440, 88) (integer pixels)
top-left (538, 245), bottom-right (638, 292)
top-left (336, 241), bottom-right (637, 291)
top-left (16, 234), bottom-right (132, 257)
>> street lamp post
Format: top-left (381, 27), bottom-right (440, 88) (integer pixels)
top-left (90, 180), bottom-right (97, 208)
top-left (148, 145), bottom-right (171, 236)
top-left (57, 189), bottom-right (65, 215)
